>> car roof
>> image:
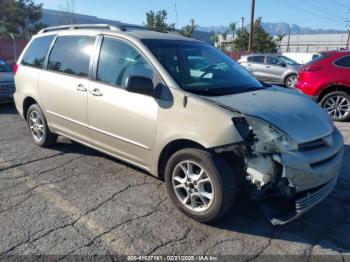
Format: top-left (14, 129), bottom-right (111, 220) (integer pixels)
top-left (36, 23), bottom-right (201, 43)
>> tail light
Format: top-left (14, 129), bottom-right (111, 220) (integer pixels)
top-left (12, 64), bottom-right (19, 75)
top-left (302, 66), bottom-right (323, 72)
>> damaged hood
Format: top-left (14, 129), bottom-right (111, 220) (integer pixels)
top-left (204, 87), bottom-right (333, 143)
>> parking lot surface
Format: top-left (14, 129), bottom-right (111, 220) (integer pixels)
top-left (0, 103), bottom-right (350, 259)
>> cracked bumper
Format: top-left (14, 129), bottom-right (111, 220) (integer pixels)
top-left (279, 128), bottom-right (344, 192)
top-left (269, 174), bottom-right (338, 225)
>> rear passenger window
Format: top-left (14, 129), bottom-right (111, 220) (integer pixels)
top-left (334, 56), bottom-right (350, 68)
top-left (96, 37), bottom-right (154, 87)
top-left (48, 35), bottom-right (95, 77)
top-left (247, 56), bottom-right (265, 63)
top-left (21, 35), bottom-right (55, 69)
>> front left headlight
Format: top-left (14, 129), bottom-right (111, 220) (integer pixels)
top-left (246, 117), bottom-right (298, 153)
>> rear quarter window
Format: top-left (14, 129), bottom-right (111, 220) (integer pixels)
top-left (247, 56), bottom-right (265, 63)
top-left (334, 56), bottom-right (350, 68)
top-left (48, 35), bottom-right (95, 77)
top-left (21, 35), bottom-right (55, 69)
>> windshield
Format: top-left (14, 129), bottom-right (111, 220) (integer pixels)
top-left (0, 59), bottom-right (12, 73)
top-left (277, 56), bottom-right (299, 65)
top-left (142, 40), bottom-right (264, 96)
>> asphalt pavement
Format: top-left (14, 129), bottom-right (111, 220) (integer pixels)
top-left (0, 103), bottom-right (349, 260)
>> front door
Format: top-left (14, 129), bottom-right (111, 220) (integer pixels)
top-left (87, 36), bottom-right (158, 170)
top-left (263, 56), bottom-right (286, 83)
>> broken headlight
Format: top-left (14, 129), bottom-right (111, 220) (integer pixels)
top-left (246, 117), bottom-right (298, 153)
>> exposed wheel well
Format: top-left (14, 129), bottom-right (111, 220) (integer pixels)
top-left (157, 139), bottom-right (206, 181)
top-left (317, 85), bottom-right (350, 103)
top-left (23, 97), bottom-right (37, 120)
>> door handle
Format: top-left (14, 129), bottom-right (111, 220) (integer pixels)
top-left (266, 66), bottom-right (270, 68)
top-left (76, 84), bottom-right (87, 92)
top-left (90, 88), bottom-right (103, 96)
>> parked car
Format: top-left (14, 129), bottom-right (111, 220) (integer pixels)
top-left (0, 58), bottom-right (15, 103)
top-left (282, 52), bottom-right (320, 64)
top-left (14, 24), bottom-right (343, 225)
top-left (295, 50), bottom-right (350, 121)
top-left (238, 54), bottom-right (300, 88)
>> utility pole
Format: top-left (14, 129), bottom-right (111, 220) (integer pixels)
top-left (346, 22), bottom-right (350, 50)
top-left (248, 0), bottom-right (255, 53)
top-left (286, 25), bottom-right (291, 52)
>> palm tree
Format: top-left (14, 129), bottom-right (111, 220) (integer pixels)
top-left (229, 22), bottom-right (236, 35)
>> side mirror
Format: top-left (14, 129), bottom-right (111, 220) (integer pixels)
top-left (126, 76), bottom-right (154, 96)
top-left (278, 62), bottom-right (287, 67)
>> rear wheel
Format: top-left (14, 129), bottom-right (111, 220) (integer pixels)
top-left (285, 74), bottom-right (297, 88)
top-left (27, 104), bottom-right (57, 147)
top-left (164, 148), bottom-right (236, 223)
top-left (320, 91), bottom-right (350, 122)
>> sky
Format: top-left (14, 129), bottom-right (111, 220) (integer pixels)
top-left (34, 0), bottom-right (350, 30)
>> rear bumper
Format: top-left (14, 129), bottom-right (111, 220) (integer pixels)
top-left (0, 92), bottom-right (14, 104)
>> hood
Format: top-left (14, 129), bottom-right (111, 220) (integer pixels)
top-left (204, 87), bottom-right (333, 143)
top-left (0, 72), bottom-right (14, 83)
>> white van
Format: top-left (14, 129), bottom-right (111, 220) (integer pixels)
top-left (282, 52), bottom-right (320, 64)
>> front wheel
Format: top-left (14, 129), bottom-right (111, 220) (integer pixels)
top-left (320, 91), bottom-right (350, 122)
top-left (164, 148), bottom-right (236, 223)
top-left (285, 74), bottom-right (297, 88)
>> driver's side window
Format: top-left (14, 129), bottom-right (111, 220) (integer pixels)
top-left (266, 56), bottom-right (280, 65)
top-left (96, 37), bottom-right (154, 88)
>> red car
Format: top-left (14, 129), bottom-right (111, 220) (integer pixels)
top-left (295, 50), bottom-right (350, 121)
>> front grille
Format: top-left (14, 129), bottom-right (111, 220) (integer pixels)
top-left (298, 138), bottom-right (326, 151)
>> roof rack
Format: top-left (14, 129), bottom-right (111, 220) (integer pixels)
top-left (38, 24), bottom-right (125, 34)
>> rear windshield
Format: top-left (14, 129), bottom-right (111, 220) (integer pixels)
top-left (142, 39), bottom-right (264, 96)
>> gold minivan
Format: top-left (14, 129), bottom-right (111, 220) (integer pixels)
top-left (14, 24), bottom-right (344, 225)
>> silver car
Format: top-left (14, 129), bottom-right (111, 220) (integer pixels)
top-left (238, 54), bottom-right (300, 88)
top-left (0, 58), bottom-right (15, 103)
top-left (14, 24), bottom-right (343, 225)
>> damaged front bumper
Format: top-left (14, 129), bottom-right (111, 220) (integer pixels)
top-left (260, 128), bottom-right (344, 225)
top-left (261, 174), bottom-right (338, 225)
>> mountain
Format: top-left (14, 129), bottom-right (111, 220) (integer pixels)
top-left (197, 22), bottom-right (346, 35)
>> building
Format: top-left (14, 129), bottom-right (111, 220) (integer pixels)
top-left (280, 33), bottom-right (349, 53)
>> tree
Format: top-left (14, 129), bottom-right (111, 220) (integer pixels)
top-left (0, 0), bottom-right (45, 39)
top-left (275, 33), bottom-right (285, 52)
top-left (181, 19), bottom-right (196, 38)
top-left (59, 0), bottom-right (76, 25)
top-left (232, 17), bottom-right (277, 53)
top-left (229, 22), bottom-right (237, 35)
top-left (210, 32), bottom-right (219, 45)
top-left (145, 10), bottom-right (174, 32)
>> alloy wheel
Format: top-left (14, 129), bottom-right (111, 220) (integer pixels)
top-left (172, 160), bottom-right (214, 212)
top-left (286, 75), bottom-right (297, 88)
top-left (28, 111), bottom-right (45, 141)
top-left (323, 95), bottom-right (350, 120)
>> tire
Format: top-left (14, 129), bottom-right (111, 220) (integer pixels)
top-left (285, 74), bottom-right (297, 88)
top-left (164, 148), bottom-right (236, 223)
top-left (320, 91), bottom-right (350, 122)
top-left (26, 104), bottom-right (57, 147)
